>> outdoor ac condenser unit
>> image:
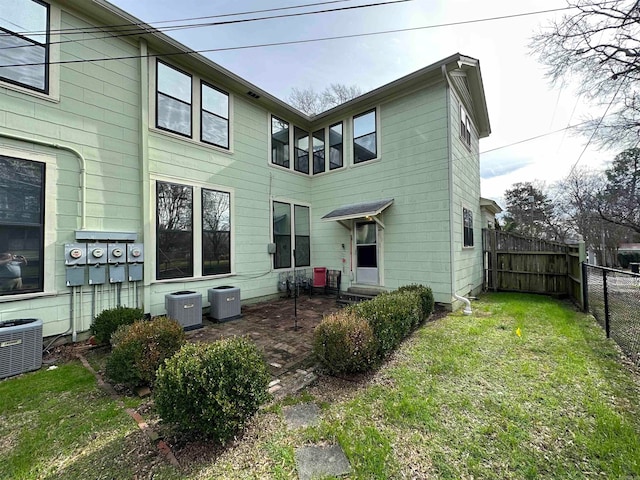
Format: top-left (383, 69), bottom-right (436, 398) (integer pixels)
top-left (208, 286), bottom-right (241, 322)
top-left (0, 318), bottom-right (43, 379)
top-left (165, 291), bottom-right (203, 330)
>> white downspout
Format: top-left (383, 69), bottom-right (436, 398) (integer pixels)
top-left (0, 131), bottom-right (87, 230)
top-left (442, 64), bottom-right (472, 316)
top-left (0, 131), bottom-right (88, 344)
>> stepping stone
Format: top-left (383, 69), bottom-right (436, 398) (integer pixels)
top-left (283, 403), bottom-right (321, 429)
top-left (295, 444), bottom-right (351, 480)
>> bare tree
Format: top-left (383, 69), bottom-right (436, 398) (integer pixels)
top-left (288, 83), bottom-right (363, 115)
top-left (531, 0), bottom-right (640, 148)
top-left (597, 147), bottom-right (640, 234)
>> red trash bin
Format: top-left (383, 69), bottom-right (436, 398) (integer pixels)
top-left (313, 267), bottom-right (327, 288)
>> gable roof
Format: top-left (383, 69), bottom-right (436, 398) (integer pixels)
top-left (59, 1), bottom-right (490, 133)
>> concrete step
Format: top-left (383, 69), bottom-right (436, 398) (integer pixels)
top-left (347, 285), bottom-right (387, 296)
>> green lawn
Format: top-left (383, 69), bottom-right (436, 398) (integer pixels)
top-left (1, 293), bottom-right (639, 479)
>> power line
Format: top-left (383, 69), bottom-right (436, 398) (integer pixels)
top-left (0, 0), bottom-right (413, 48)
top-left (0, 4), bottom-right (587, 66)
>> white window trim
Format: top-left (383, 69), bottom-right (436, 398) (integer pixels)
top-left (267, 114), bottom-right (313, 177)
top-left (148, 57), bottom-right (234, 154)
top-left (351, 106), bottom-right (381, 167)
top-left (0, 4), bottom-right (61, 103)
top-left (460, 104), bottom-right (472, 149)
top-left (150, 175), bottom-right (235, 283)
top-left (270, 198), bottom-right (312, 270)
top-left (0, 146), bottom-right (56, 299)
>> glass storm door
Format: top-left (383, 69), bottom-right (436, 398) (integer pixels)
top-left (356, 221), bottom-right (378, 285)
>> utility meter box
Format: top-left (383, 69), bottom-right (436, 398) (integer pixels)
top-left (107, 243), bottom-right (126, 264)
top-left (109, 264), bottom-right (126, 283)
top-left (128, 263), bottom-right (143, 282)
top-left (64, 243), bottom-right (86, 265)
top-left (87, 243), bottom-right (108, 265)
top-left (127, 243), bottom-right (144, 263)
top-left (89, 264), bottom-right (106, 285)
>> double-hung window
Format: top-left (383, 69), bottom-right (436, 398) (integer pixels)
top-left (0, 155), bottom-right (45, 295)
top-left (156, 60), bottom-right (192, 137)
top-left (272, 202), bottom-right (310, 269)
top-left (353, 110), bottom-right (377, 163)
top-left (294, 127), bottom-right (309, 174)
top-left (312, 129), bottom-right (325, 174)
top-left (463, 207), bottom-right (474, 248)
top-left (271, 116), bottom-right (290, 168)
top-left (201, 82), bottom-right (229, 149)
top-left (460, 106), bottom-right (471, 147)
top-left (329, 122), bottom-right (343, 170)
top-left (0, 0), bottom-right (49, 93)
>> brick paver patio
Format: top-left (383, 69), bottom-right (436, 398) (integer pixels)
top-left (186, 294), bottom-right (340, 397)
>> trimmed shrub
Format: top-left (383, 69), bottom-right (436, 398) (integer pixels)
top-left (396, 284), bottom-right (435, 324)
top-left (313, 310), bottom-right (377, 374)
top-left (154, 337), bottom-right (270, 442)
top-left (90, 306), bottom-right (144, 345)
top-left (352, 291), bottom-right (421, 359)
top-left (105, 316), bottom-right (186, 388)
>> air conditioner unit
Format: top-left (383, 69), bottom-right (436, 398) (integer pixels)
top-left (165, 291), bottom-right (202, 330)
top-left (208, 286), bottom-right (241, 322)
top-left (0, 318), bottom-right (43, 379)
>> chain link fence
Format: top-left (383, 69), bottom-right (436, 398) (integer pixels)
top-left (583, 264), bottom-right (640, 365)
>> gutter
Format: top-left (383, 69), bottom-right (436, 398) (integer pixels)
top-left (441, 65), bottom-right (473, 316)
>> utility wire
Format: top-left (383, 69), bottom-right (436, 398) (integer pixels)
top-left (2, 0), bottom-right (359, 36)
top-left (0, 0), bottom-right (413, 47)
top-left (0, 4), bottom-right (591, 66)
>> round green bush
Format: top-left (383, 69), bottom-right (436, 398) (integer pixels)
top-left (397, 284), bottom-right (434, 324)
top-left (90, 306), bottom-right (144, 345)
top-left (154, 337), bottom-right (270, 442)
top-left (105, 316), bottom-right (186, 388)
top-left (313, 310), bottom-right (377, 374)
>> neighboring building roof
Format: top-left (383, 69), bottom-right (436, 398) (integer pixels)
top-left (619, 243), bottom-right (640, 252)
top-left (322, 199), bottom-right (394, 222)
top-left (480, 197), bottom-right (503, 215)
top-left (60, 1), bottom-right (490, 133)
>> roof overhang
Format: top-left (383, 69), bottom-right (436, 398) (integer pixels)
top-left (480, 197), bottom-right (503, 215)
top-left (322, 198), bottom-right (394, 229)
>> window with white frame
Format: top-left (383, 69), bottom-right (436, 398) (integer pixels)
top-left (0, 0), bottom-right (49, 93)
top-left (0, 155), bottom-right (45, 295)
top-left (460, 105), bottom-right (471, 147)
top-left (201, 82), bottom-right (229, 149)
top-left (273, 201), bottom-right (310, 269)
top-left (353, 110), bottom-right (377, 163)
top-left (156, 60), bottom-right (192, 137)
top-left (463, 207), bottom-right (474, 247)
top-left (154, 59), bottom-right (231, 148)
top-left (156, 181), bottom-right (232, 280)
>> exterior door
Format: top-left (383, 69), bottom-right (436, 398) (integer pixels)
top-left (355, 221), bottom-right (378, 285)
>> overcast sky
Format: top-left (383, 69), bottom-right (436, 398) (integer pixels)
top-left (109, 0), bottom-right (615, 205)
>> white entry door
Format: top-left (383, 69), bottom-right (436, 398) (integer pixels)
top-left (355, 221), bottom-right (378, 285)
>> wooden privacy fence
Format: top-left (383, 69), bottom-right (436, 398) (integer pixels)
top-left (482, 229), bottom-right (586, 308)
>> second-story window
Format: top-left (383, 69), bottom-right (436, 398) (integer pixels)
top-left (463, 207), bottom-right (474, 247)
top-left (329, 122), bottom-right (343, 170)
top-left (353, 110), bottom-right (376, 164)
top-left (312, 129), bottom-right (325, 174)
top-left (156, 60), bottom-right (192, 137)
top-left (0, 0), bottom-right (49, 93)
top-left (201, 82), bottom-right (229, 149)
top-left (460, 105), bottom-right (471, 147)
top-left (294, 127), bottom-right (309, 174)
top-left (272, 116), bottom-right (290, 168)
